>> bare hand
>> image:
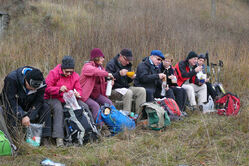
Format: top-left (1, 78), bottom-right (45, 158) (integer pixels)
top-left (165, 84), bottom-right (169, 91)
top-left (60, 85), bottom-right (68, 92)
top-left (22, 116), bottom-right (30, 127)
top-left (168, 75), bottom-right (174, 79)
top-left (74, 89), bottom-right (81, 98)
top-left (119, 69), bottom-right (128, 76)
top-left (111, 80), bottom-right (115, 86)
top-left (159, 73), bottom-right (166, 80)
top-left (195, 66), bottom-right (202, 73)
top-left (108, 73), bottom-right (114, 79)
top-left (131, 74), bottom-right (136, 79)
top-left (205, 78), bottom-right (210, 82)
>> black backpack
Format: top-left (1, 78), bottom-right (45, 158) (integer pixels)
top-left (63, 106), bottom-right (100, 146)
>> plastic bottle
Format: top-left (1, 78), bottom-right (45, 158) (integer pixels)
top-left (161, 80), bottom-right (167, 96)
top-left (41, 158), bottom-right (65, 166)
top-left (106, 77), bottom-right (112, 96)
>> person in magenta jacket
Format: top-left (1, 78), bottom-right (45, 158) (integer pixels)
top-left (79, 48), bottom-right (113, 127)
top-left (44, 55), bottom-right (89, 147)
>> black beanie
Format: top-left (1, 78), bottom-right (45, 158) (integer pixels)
top-left (25, 68), bottom-right (44, 84)
top-left (186, 51), bottom-right (198, 60)
top-left (61, 56), bottom-right (75, 69)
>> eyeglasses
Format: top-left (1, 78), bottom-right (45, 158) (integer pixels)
top-left (122, 56), bottom-right (130, 63)
top-left (156, 58), bottom-right (162, 62)
top-left (64, 70), bottom-right (74, 74)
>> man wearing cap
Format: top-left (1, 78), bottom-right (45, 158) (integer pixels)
top-left (175, 51), bottom-right (207, 110)
top-left (134, 50), bottom-right (166, 102)
top-left (1, 66), bottom-right (51, 144)
top-left (106, 49), bottom-right (146, 113)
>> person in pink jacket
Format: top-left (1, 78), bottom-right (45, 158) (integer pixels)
top-left (45, 55), bottom-right (89, 147)
top-left (80, 48), bottom-right (113, 129)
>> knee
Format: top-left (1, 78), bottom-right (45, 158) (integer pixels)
top-left (78, 100), bottom-right (89, 110)
top-left (138, 87), bottom-right (146, 96)
top-left (88, 101), bottom-right (100, 113)
top-left (125, 89), bottom-right (133, 98)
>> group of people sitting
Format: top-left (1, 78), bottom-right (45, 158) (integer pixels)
top-left (0, 48), bottom-right (218, 147)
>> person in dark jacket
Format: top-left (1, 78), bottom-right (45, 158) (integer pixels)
top-left (160, 54), bottom-right (187, 113)
top-left (1, 66), bottom-right (51, 144)
top-left (134, 50), bottom-right (166, 102)
top-left (174, 51), bottom-right (207, 110)
top-left (106, 49), bottom-right (146, 113)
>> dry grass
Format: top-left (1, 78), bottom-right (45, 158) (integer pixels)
top-left (0, 0), bottom-right (248, 165)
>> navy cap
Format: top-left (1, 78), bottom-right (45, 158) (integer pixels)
top-left (150, 50), bottom-right (165, 60)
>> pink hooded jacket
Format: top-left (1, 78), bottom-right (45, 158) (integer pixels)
top-left (44, 64), bottom-right (82, 103)
top-left (79, 61), bottom-right (109, 102)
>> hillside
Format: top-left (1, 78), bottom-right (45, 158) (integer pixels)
top-left (0, 0), bottom-right (248, 165)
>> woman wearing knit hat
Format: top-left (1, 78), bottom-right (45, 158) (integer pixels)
top-left (79, 48), bottom-right (113, 136)
top-left (44, 55), bottom-right (89, 147)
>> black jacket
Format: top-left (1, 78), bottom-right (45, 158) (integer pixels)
top-left (160, 64), bottom-right (178, 87)
top-left (1, 66), bottom-right (46, 120)
top-left (106, 54), bottom-right (133, 89)
top-left (134, 57), bottom-right (162, 93)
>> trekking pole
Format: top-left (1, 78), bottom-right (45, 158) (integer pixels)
top-left (206, 51), bottom-right (210, 78)
top-left (211, 63), bottom-right (217, 84)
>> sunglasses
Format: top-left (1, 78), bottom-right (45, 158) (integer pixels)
top-left (64, 70), bottom-right (74, 74)
top-left (29, 79), bottom-right (42, 89)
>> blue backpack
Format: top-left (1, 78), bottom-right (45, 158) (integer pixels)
top-left (96, 104), bottom-right (135, 134)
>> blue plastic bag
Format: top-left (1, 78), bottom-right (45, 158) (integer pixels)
top-left (97, 105), bottom-right (135, 134)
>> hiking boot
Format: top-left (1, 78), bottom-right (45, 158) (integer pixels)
top-left (192, 105), bottom-right (200, 111)
top-left (56, 138), bottom-right (64, 147)
top-left (100, 124), bottom-right (111, 137)
top-left (42, 137), bottom-right (52, 147)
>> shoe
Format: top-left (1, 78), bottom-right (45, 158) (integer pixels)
top-left (192, 105), bottom-right (200, 111)
top-left (56, 138), bottom-right (64, 147)
top-left (42, 137), bottom-right (52, 146)
top-left (100, 124), bottom-right (111, 137)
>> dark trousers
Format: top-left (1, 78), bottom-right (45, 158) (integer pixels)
top-left (206, 82), bottom-right (217, 100)
top-left (28, 102), bottom-right (52, 137)
top-left (170, 87), bottom-right (187, 112)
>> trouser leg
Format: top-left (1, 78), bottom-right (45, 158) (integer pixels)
top-left (172, 87), bottom-right (186, 112)
top-left (182, 84), bottom-right (196, 106)
top-left (191, 83), bottom-right (207, 105)
top-left (145, 88), bottom-right (154, 102)
top-left (32, 102), bottom-right (52, 137)
top-left (206, 82), bottom-right (217, 100)
top-left (47, 99), bottom-right (64, 138)
top-left (129, 87), bottom-right (146, 113)
top-left (166, 88), bottom-right (175, 100)
top-left (122, 89), bottom-right (133, 112)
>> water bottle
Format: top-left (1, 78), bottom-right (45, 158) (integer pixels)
top-left (106, 77), bottom-right (112, 96)
top-left (161, 80), bottom-right (167, 96)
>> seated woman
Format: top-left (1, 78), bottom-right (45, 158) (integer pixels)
top-left (79, 48), bottom-right (113, 131)
top-left (160, 54), bottom-right (188, 113)
top-left (44, 55), bottom-right (88, 147)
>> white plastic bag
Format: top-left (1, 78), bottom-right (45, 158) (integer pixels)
top-left (63, 90), bottom-right (81, 110)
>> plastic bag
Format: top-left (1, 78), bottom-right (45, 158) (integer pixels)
top-left (26, 123), bottom-right (43, 147)
top-left (63, 90), bottom-right (81, 110)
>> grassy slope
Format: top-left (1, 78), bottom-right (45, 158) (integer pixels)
top-left (0, 0), bottom-right (248, 165)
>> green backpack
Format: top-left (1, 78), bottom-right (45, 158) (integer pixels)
top-left (138, 102), bottom-right (171, 130)
top-left (0, 130), bottom-right (12, 156)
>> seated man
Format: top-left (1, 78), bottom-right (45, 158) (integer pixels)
top-left (1, 67), bottom-right (51, 145)
top-left (175, 51), bottom-right (207, 110)
top-left (134, 50), bottom-right (166, 102)
top-left (197, 54), bottom-right (218, 101)
top-left (106, 48), bottom-right (146, 113)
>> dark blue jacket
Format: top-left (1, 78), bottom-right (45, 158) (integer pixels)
top-left (134, 57), bottom-right (162, 94)
top-left (106, 54), bottom-right (133, 89)
top-left (1, 66), bottom-right (46, 120)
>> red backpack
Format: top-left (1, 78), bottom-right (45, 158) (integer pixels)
top-left (216, 93), bottom-right (240, 116)
top-left (157, 98), bottom-right (181, 119)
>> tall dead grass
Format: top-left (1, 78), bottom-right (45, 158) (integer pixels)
top-left (0, 0), bottom-right (248, 96)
